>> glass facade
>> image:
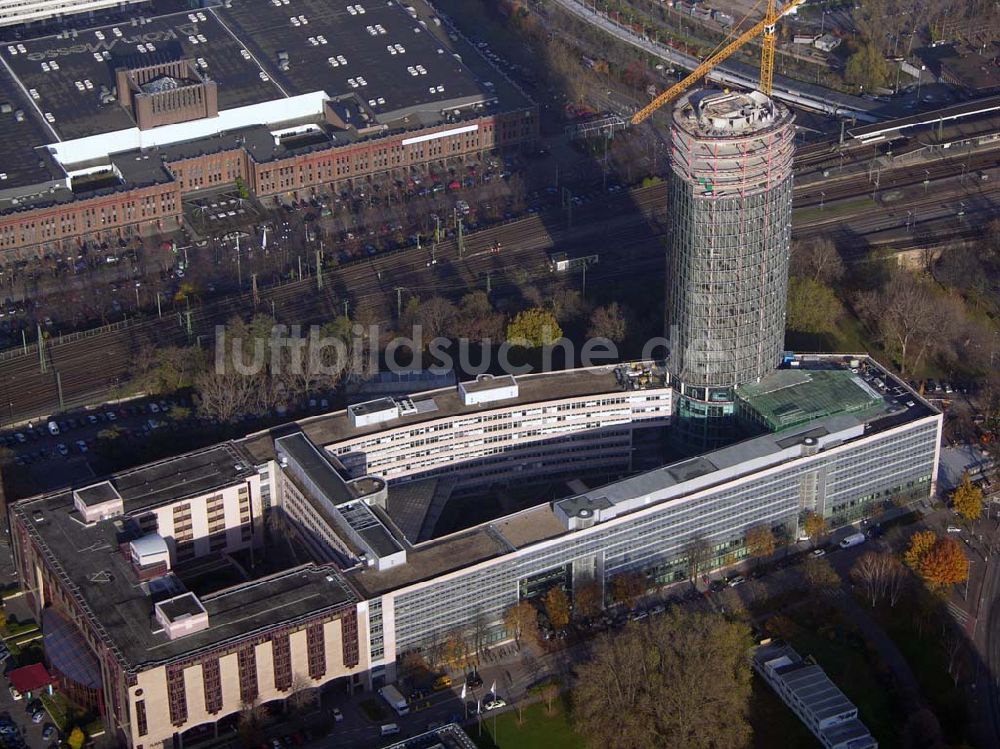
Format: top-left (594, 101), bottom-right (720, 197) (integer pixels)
top-left (387, 418), bottom-right (938, 654)
top-left (666, 91), bottom-right (795, 451)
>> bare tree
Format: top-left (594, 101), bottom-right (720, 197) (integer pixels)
top-left (540, 683), bottom-right (560, 715)
top-left (587, 302), bottom-right (628, 345)
top-left (855, 268), bottom-right (966, 376)
top-left (504, 600), bottom-right (539, 648)
top-left (237, 700), bottom-right (269, 745)
top-left (287, 672), bottom-right (317, 715)
top-left (790, 237), bottom-right (844, 285)
top-left (195, 369), bottom-right (256, 423)
top-left (802, 555), bottom-right (841, 593)
top-left (851, 551), bottom-right (903, 607)
top-left (573, 609), bottom-right (753, 749)
top-left (684, 537), bottom-right (713, 589)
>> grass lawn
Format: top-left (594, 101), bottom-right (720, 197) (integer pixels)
top-left (785, 312), bottom-right (872, 356)
top-left (787, 606), bottom-right (904, 749)
top-left (471, 702), bottom-right (583, 749)
top-left (40, 692), bottom-right (73, 730)
top-left (749, 676), bottom-right (818, 749)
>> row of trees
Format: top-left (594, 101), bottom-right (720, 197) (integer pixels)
top-left (573, 609), bottom-right (753, 749)
top-left (131, 288), bottom-right (632, 424)
top-left (787, 234), bottom-right (999, 381)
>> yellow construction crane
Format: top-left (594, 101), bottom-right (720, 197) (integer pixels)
top-left (630, 0), bottom-right (806, 125)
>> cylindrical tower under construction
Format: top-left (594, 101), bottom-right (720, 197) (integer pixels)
top-left (665, 88), bottom-right (795, 450)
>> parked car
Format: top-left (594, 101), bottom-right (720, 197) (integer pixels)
top-left (839, 532), bottom-right (867, 549)
top-left (727, 575), bottom-right (746, 587)
top-left (41, 725), bottom-right (56, 741)
top-left (31, 710), bottom-right (44, 723)
top-left (812, 548), bottom-right (826, 557)
top-left (331, 708), bottom-right (344, 723)
top-left (465, 672), bottom-right (483, 689)
top-left (484, 698), bottom-right (506, 711)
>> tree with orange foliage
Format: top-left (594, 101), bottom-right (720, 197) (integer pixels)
top-left (544, 587), bottom-right (571, 630)
top-left (951, 472), bottom-right (983, 522)
top-left (917, 537), bottom-right (969, 592)
top-left (904, 530), bottom-right (938, 570)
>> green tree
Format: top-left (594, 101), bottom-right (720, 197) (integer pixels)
top-left (573, 609), bottom-right (753, 749)
top-left (845, 42), bottom-right (888, 90)
top-left (951, 472), bottom-right (983, 522)
top-left (234, 176), bottom-right (250, 199)
top-left (786, 276), bottom-right (842, 334)
top-left (506, 307), bottom-right (563, 347)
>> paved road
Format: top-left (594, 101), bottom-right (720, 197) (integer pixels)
top-left (549, 0), bottom-right (879, 120)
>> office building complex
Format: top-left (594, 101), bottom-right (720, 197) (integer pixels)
top-left (0, 0), bottom-right (536, 255)
top-left (11, 355), bottom-right (940, 747)
top-left (12, 445), bottom-right (367, 749)
top-left (0, 0), bottom-right (146, 28)
top-left (666, 89), bottom-right (796, 448)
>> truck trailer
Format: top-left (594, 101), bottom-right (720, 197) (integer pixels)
top-left (379, 684), bottom-right (410, 716)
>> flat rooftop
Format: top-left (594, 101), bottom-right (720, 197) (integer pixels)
top-left (2, 10), bottom-right (285, 141)
top-left (157, 592), bottom-right (205, 622)
top-left (674, 88), bottom-right (791, 139)
top-left (737, 367), bottom-right (887, 432)
top-left (214, 0), bottom-right (485, 122)
top-left (0, 0), bottom-right (530, 201)
top-left (242, 364), bottom-right (667, 462)
top-left (277, 431), bottom-right (358, 505)
top-left (918, 43), bottom-right (1000, 94)
top-left (104, 442), bottom-right (257, 512)
top-left (754, 642), bottom-right (876, 749)
top-left (0, 65), bottom-right (64, 191)
top-left (344, 356), bottom-right (938, 596)
top-left (848, 94), bottom-right (1000, 141)
top-left (385, 723), bottom-right (477, 749)
top-left (14, 486), bottom-right (357, 667)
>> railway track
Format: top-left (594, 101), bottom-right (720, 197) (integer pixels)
top-left (1, 146), bottom-right (996, 425)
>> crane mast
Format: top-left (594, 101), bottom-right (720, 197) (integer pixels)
top-left (630, 0), bottom-right (805, 126)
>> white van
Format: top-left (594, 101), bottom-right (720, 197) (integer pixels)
top-left (839, 532), bottom-right (866, 549)
top-left (380, 723), bottom-right (400, 737)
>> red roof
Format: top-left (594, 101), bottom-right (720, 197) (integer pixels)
top-left (9, 663), bottom-right (53, 694)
